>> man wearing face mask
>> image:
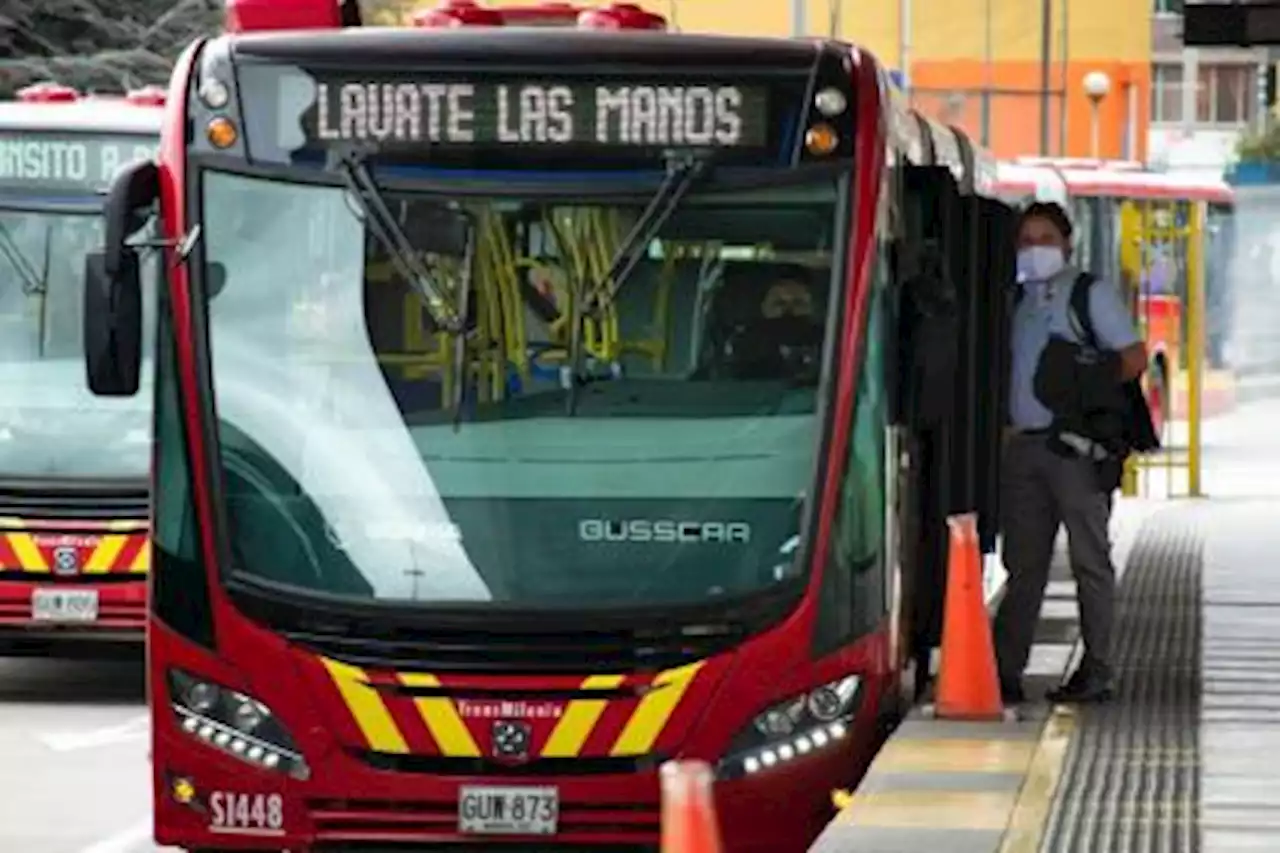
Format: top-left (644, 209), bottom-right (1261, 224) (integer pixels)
top-left (994, 202), bottom-right (1148, 706)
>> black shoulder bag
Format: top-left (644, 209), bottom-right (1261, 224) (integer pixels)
top-left (1068, 273), bottom-right (1161, 456)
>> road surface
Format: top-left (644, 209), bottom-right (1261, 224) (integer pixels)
top-left (0, 652), bottom-right (160, 853)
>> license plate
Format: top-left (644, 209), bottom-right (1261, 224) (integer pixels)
top-left (31, 588), bottom-right (99, 622)
top-left (458, 785), bottom-right (558, 835)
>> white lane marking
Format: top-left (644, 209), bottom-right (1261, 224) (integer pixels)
top-left (77, 818), bottom-right (152, 853)
top-left (39, 714), bottom-right (149, 751)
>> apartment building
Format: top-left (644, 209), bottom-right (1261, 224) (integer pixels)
top-left (1150, 0), bottom-right (1265, 178)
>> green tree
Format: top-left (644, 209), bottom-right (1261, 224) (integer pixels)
top-left (0, 1), bottom-right (428, 100)
top-left (1236, 122), bottom-right (1280, 163)
top-left (0, 0), bottom-right (223, 98)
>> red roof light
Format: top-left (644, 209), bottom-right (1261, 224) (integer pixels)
top-left (413, 0), bottom-right (505, 26)
top-left (411, 1), bottom-right (665, 29)
top-left (225, 0), bottom-right (342, 33)
top-left (16, 82), bottom-right (79, 103)
top-left (125, 86), bottom-right (167, 107)
top-left (578, 3), bottom-right (667, 30)
top-left (497, 2), bottom-right (581, 24)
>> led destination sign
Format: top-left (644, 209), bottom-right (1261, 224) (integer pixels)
top-left (307, 80), bottom-right (770, 149)
top-left (0, 133), bottom-right (156, 193)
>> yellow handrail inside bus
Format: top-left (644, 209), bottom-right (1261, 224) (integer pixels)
top-left (541, 208), bottom-right (621, 364)
top-left (478, 207), bottom-right (529, 383)
top-left (378, 202), bottom-right (723, 407)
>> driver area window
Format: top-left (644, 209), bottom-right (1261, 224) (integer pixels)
top-left (358, 195), bottom-right (838, 416)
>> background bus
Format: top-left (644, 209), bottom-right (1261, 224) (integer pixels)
top-left (0, 82), bottom-right (162, 653)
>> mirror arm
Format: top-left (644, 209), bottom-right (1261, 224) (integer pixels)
top-left (104, 160), bottom-right (160, 276)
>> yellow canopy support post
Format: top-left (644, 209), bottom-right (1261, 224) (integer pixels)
top-left (1115, 195), bottom-right (1207, 500)
top-left (1186, 200), bottom-right (1205, 498)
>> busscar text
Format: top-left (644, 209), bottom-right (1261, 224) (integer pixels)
top-left (578, 519), bottom-right (752, 544)
top-left (315, 82), bottom-right (747, 146)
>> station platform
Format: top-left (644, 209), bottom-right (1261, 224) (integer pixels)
top-left (809, 492), bottom-right (1280, 853)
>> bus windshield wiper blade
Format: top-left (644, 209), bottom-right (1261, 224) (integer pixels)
top-left (588, 151), bottom-right (711, 322)
top-left (450, 225), bottom-right (478, 432)
top-left (0, 219), bottom-right (44, 296)
top-left (563, 151), bottom-right (711, 415)
top-left (337, 152), bottom-right (464, 334)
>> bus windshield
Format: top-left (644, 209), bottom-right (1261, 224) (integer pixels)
top-left (200, 168), bottom-right (845, 610)
top-left (0, 207), bottom-right (155, 481)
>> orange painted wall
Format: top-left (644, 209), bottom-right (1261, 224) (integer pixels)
top-left (909, 59), bottom-right (1151, 160)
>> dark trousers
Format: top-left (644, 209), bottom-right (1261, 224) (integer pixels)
top-left (993, 433), bottom-right (1116, 684)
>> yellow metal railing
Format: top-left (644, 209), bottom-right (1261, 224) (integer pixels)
top-left (1118, 198), bottom-right (1205, 499)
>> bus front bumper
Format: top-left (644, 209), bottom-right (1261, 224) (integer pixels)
top-left (0, 578), bottom-right (146, 651)
top-left (151, 711), bottom-right (872, 853)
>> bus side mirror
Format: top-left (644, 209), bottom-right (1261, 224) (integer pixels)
top-left (84, 159), bottom-right (159, 397)
top-left (84, 250), bottom-right (142, 396)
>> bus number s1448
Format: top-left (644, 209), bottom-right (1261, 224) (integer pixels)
top-left (209, 792), bottom-right (284, 834)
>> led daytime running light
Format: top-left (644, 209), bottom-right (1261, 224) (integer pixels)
top-left (741, 718), bottom-right (850, 775)
top-left (175, 705), bottom-right (309, 779)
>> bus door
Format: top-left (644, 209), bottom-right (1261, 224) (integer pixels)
top-left (894, 164), bottom-right (962, 698)
top-left (966, 193), bottom-right (1017, 566)
top-left (894, 163), bottom-right (1016, 698)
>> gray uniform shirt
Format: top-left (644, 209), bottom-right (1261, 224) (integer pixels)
top-left (1008, 265), bottom-right (1142, 431)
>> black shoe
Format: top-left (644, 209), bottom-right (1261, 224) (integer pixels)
top-left (1046, 669), bottom-right (1114, 704)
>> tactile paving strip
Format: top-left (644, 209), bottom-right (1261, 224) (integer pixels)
top-left (1040, 507), bottom-right (1203, 853)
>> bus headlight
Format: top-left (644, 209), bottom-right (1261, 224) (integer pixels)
top-left (717, 675), bottom-right (862, 778)
top-left (168, 669), bottom-right (309, 780)
top-left (198, 79), bottom-right (230, 109)
top-left (813, 87), bottom-right (847, 117)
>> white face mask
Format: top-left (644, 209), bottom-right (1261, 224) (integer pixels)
top-left (1016, 246), bottom-right (1065, 282)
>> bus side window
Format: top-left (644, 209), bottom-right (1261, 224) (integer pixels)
top-left (832, 251), bottom-right (889, 577)
top-left (150, 284), bottom-right (217, 650)
top-left (812, 197), bottom-right (893, 656)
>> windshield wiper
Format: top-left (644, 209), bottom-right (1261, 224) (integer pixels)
top-left (35, 225), bottom-right (51, 357)
top-left (336, 150), bottom-right (479, 428)
top-left (337, 151), bottom-right (465, 334)
top-left (450, 225), bottom-right (478, 432)
top-left (0, 219), bottom-right (45, 297)
top-left (563, 151), bottom-right (712, 415)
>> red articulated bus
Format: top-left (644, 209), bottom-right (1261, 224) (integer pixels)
top-left (0, 82), bottom-right (162, 654)
top-left (84, 1), bottom-right (1015, 850)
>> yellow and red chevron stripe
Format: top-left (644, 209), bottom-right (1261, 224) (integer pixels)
top-left (320, 656), bottom-right (707, 759)
top-left (0, 517), bottom-right (150, 575)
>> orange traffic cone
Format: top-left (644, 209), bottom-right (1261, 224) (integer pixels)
top-left (659, 760), bottom-right (723, 853)
top-left (934, 512), bottom-right (1004, 720)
